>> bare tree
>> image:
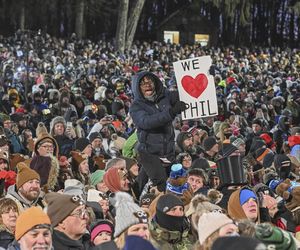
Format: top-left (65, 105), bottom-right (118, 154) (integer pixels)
top-left (125, 0), bottom-right (146, 50)
top-left (75, 0), bottom-right (85, 38)
top-left (116, 0), bottom-right (129, 53)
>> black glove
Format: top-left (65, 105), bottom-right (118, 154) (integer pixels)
top-left (170, 101), bottom-right (187, 117)
top-left (209, 65), bottom-right (215, 76)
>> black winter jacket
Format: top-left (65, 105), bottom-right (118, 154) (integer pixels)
top-left (129, 71), bottom-right (178, 158)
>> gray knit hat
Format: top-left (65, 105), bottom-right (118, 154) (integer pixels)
top-left (114, 192), bottom-right (148, 237)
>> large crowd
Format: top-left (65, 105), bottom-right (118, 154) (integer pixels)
top-left (0, 30), bottom-right (299, 249)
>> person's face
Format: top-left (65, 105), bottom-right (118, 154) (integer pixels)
top-left (79, 160), bottom-right (89, 174)
top-left (19, 179), bottom-right (41, 201)
top-left (93, 231), bottom-right (112, 245)
top-left (0, 159), bottom-right (8, 171)
top-left (140, 76), bottom-right (155, 97)
top-left (1, 207), bottom-right (18, 230)
top-left (252, 124), bottom-right (262, 134)
top-left (129, 163), bottom-right (139, 177)
top-left (54, 123), bottom-right (65, 136)
top-left (96, 181), bottom-right (109, 193)
top-left (18, 119), bottom-right (27, 128)
top-left (99, 199), bottom-right (109, 214)
top-left (241, 198), bottom-right (258, 222)
top-left (127, 223), bottom-right (150, 240)
top-left (210, 176), bottom-right (220, 189)
top-left (37, 142), bottom-right (54, 157)
top-left (166, 206), bottom-right (184, 217)
top-left (183, 137), bottom-right (193, 150)
top-left (19, 227), bottom-right (52, 250)
top-left (120, 176), bottom-right (130, 191)
top-left (211, 143), bottom-right (219, 153)
top-left (182, 155), bottom-right (192, 169)
top-left (61, 205), bottom-right (88, 239)
top-left (3, 120), bottom-right (13, 129)
top-left (238, 143), bottom-right (246, 156)
top-left (92, 139), bottom-right (102, 149)
top-left (83, 144), bottom-right (92, 157)
top-left (218, 223), bottom-right (238, 236)
top-left (187, 175), bottom-right (204, 193)
top-left (0, 144), bottom-right (9, 153)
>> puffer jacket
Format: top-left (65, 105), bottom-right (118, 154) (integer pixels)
top-left (129, 71), bottom-right (178, 158)
top-left (0, 225), bottom-right (14, 249)
top-left (149, 219), bottom-right (192, 250)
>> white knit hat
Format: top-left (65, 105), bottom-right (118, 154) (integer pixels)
top-left (114, 192), bottom-right (148, 237)
top-left (198, 212), bottom-right (233, 244)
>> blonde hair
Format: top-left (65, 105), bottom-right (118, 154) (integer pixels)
top-left (115, 231), bottom-right (127, 249)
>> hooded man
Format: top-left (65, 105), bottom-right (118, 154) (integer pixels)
top-left (129, 71), bottom-right (187, 193)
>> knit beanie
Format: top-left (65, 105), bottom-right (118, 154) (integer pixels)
top-left (45, 192), bottom-right (85, 227)
top-left (90, 219), bottom-right (114, 242)
top-left (139, 193), bottom-right (156, 207)
top-left (219, 143), bottom-right (238, 158)
top-left (263, 152), bottom-right (275, 168)
top-left (212, 236), bottom-right (266, 250)
top-left (191, 157), bottom-right (210, 172)
top-left (156, 193), bottom-right (183, 213)
top-left (197, 212), bottom-right (234, 244)
top-left (123, 235), bottom-right (158, 250)
top-left (290, 127), bottom-right (300, 136)
top-left (89, 132), bottom-right (103, 143)
top-left (203, 136), bottom-right (217, 151)
top-left (74, 137), bottom-right (91, 152)
top-left (103, 167), bottom-right (127, 192)
top-left (114, 192), bottom-right (148, 237)
top-left (255, 223), bottom-right (296, 250)
top-left (16, 162), bottom-right (40, 190)
top-left (15, 207), bottom-right (51, 240)
top-left (0, 133), bottom-right (9, 147)
top-left (239, 189), bottom-right (257, 206)
top-left (166, 164), bottom-right (189, 195)
top-left (63, 179), bottom-right (85, 199)
top-left (274, 154), bottom-right (291, 179)
top-left (155, 194), bottom-right (184, 232)
top-left (91, 170), bottom-right (105, 186)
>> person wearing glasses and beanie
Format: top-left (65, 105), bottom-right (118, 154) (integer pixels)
top-left (130, 71), bottom-right (187, 194)
top-left (30, 122), bottom-right (60, 192)
top-left (8, 206), bottom-right (52, 250)
top-left (45, 192), bottom-right (90, 250)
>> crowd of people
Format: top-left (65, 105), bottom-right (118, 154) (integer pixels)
top-left (0, 30), bottom-right (299, 249)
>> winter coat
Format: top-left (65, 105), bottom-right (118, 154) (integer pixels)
top-left (129, 71), bottom-right (178, 158)
top-left (149, 219), bottom-right (192, 250)
top-left (6, 240), bottom-right (19, 250)
top-left (52, 230), bottom-right (86, 250)
top-left (122, 131), bottom-right (138, 158)
top-left (54, 134), bottom-right (74, 157)
top-left (0, 225), bottom-right (14, 249)
top-left (5, 185), bottom-right (46, 213)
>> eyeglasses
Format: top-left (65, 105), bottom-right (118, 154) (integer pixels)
top-left (40, 145), bottom-right (54, 149)
top-left (70, 209), bottom-right (88, 219)
top-left (140, 77), bottom-right (154, 87)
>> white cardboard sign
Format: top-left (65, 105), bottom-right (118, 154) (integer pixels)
top-left (173, 56), bottom-right (218, 120)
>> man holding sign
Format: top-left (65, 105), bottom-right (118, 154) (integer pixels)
top-left (130, 71), bottom-right (187, 193)
top-left (173, 56), bottom-right (218, 120)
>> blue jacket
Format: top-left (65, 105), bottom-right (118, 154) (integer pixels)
top-left (129, 71), bottom-right (177, 158)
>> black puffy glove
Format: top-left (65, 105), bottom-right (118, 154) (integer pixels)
top-left (170, 101), bottom-right (187, 117)
top-left (209, 65), bottom-right (215, 76)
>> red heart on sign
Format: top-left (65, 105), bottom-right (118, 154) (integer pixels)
top-left (181, 74), bottom-right (208, 98)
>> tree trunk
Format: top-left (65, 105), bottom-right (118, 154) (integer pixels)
top-left (116, 0), bottom-right (129, 53)
top-left (125, 0), bottom-right (145, 50)
top-left (19, 1), bottom-right (25, 30)
top-left (75, 0), bottom-right (85, 38)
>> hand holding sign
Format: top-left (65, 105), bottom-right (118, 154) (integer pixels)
top-left (173, 56), bottom-right (218, 120)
